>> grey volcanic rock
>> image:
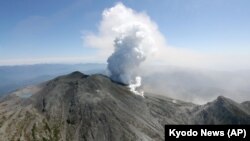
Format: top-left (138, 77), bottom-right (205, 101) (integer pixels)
top-left (241, 101), bottom-right (250, 112)
top-left (0, 71), bottom-right (249, 141)
top-left (191, 96), bottom-right (250, 124)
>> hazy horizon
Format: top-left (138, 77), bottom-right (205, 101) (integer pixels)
top-left (1, 63), bottom-right (250, 104)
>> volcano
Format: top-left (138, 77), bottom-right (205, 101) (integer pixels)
top-left (0, 71), bottom-right (249, 141)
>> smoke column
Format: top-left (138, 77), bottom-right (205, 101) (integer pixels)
top-left (84, 3), bottom-right (159, 96)
top-left (107, 23), bottom-right (156, 96)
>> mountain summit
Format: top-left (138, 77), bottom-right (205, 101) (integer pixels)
top-left (0, 71), bottom-right (249, 141)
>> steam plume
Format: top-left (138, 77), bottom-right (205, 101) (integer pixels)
top-left (105, 8), bottom-right (156, 96)
top-left (107, 25), bottom-right (151, 95)
top-left (84, 3), bottom-right (159, 95)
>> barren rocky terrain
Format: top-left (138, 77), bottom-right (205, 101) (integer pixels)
top-left (0, 71), bottom-right (249, 141)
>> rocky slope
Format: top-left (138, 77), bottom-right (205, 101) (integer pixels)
top-left (0, 71), bottom-right (249, 141)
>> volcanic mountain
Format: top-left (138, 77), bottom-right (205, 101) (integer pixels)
top-left (0, 71), bottom-right (249, 141)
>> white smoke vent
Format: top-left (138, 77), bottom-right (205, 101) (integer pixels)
top-left (128, 76), bottom-right (144, 96)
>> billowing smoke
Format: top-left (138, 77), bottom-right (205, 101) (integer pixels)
top-left (84, 3), bottom-right (160, 96)
top-left (107, 23), bottom-right (156, 96)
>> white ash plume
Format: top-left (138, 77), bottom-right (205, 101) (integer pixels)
top-left (107, 23), bottom-right (155, 96)
top-left (84, 3), bottom-right (158, 96)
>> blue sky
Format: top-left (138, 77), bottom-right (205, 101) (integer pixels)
top-left (0, 0), bottom-right (250, 66)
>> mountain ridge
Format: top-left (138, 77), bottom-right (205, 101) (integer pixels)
top-left (0, 71), bottom-right (249, 141)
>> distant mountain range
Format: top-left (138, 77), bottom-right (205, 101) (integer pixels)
top-left (0, 71), bottom-right (249, 141)
top-left (0, 64), bottom-right (106, 96)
